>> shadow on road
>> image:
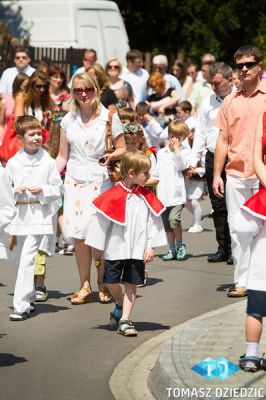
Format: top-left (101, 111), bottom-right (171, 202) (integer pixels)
top-left (141, 277), bottom-right (163, 287)
top-left (216, 283), bottom-right (234, 292)
top-left (0, 333), bottom-right (7, 339)
top-left (0, 353), bottom-right (27, 367)
top-left (34, 304), bottom-right (70, 315)
top-left (95, 321), bottom-right (170, 332)
top-left (47, 290), bottom-right (73, 299)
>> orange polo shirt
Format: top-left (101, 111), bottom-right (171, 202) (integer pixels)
top-left (216, 80), bottom-right (266, 178)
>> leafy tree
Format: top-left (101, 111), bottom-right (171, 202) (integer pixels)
top-left (116, 0), bottom-right (266, 65)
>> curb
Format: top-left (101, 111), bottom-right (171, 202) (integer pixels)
top-left (109, 301), bottom-right (245, 400)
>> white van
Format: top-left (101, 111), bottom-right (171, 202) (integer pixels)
top-left (0, 0), bottom-right (130, 65)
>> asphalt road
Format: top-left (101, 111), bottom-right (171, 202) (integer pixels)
top-left (0, 197), bottom-right (241, 400)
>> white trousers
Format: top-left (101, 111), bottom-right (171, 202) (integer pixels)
top-left (247, 222), bottom-right (266, 290)
top-left (9, 235), bottom-right (42, 313)
top-left (226, 175), bottom-right (261, 287)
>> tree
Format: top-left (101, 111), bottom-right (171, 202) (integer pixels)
top-left (116, 0), bottom-right (266, 65)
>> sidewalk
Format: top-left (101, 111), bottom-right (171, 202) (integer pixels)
top-left (110, 301), bottom-right (266, 400)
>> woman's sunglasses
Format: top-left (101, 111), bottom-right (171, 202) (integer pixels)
top-left (107, 65), bottom-right (120, 70)
top-left (34, 84), bottom-right (47, 89)
top-left (73, 87), bottom-right (95, 95)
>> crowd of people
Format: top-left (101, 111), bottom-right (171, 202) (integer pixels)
top-left (1, 43), bottom-right (266, 358)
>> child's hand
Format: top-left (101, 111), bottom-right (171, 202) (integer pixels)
top-left (144, 247), bottom-right (154, 263)
top-left (92, 248), bottom-right (103, 261)
top-left (169, 137), bottom-right (180, 154)
top-left (15, 185), bottom-right (28, 194)
top-left (28, 186), bottom-right (43, 195)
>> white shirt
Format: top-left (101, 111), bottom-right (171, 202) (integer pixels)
top-left (120, 67), bottom-right (149, 104)
top-left (190, 93), bottom-right (223, 167)
top-left (85, 191), bottom-right (167, 260)
top-left (157, 144), bottom-right (191, 206)
top-left (163, 73), bottom-right (185, 102)
top-left (188, 80), bottom-right (213, 113)
top-left (142, 118), bottom-right (162, 149)
top-left (60, 105), bottom-right (123, 182)
top-left (0, 65), bottom-right (35, 95)
top-left (5, 148), bottom-right (63, 236)
top-left (0, 165), bottom-right (17, 259)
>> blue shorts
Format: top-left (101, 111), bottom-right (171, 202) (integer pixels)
top-left (247, 290), bottom-right (266, 317)
top-left (104, 259), bottom-right (145, 285)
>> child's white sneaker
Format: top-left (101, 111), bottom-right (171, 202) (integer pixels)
top-left (188, 224), bottom-right (203, 233)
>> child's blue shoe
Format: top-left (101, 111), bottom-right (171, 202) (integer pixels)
top-left (109, 304), bottom-right (122, 328)
top-left (176, 244), bottom-right (187, 260)
top-left (162, 250), bottom-right (176, 261)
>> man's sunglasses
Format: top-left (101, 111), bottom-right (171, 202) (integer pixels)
top-left (235, 61), bottom-right (258, 70)
top-left (15, 55), bottom-right (28, 60)
top-left (73, 87), bottom-right (95, 95)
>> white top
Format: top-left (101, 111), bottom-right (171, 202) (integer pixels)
top-left (143, 118), bottom-right (162, 149)
top-left (5, 148), bottom-right (63, 236)
top-left (149, 152), bottom-right (159, 180)
top-left (188, 80), bottom-right (213, 113)
top-left (190, 93), bottom-right (222, 167)
top-left (60, 105), bottom-right (123, 182)
top-left (85, 191), bottom-right (167, 260)
top-left (156, 144), bottom-right (191, 206)
top-left (0, 166), bottom-right (17, 259)
top-left (0, 65), bottom-right (35, 95)
top-left (120, 67), bottom-right (149, 104)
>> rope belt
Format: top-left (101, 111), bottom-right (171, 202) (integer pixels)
top-left (16, 201), bottom-right (40, 205)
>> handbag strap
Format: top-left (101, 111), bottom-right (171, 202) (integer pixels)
top-left (262, 112), bottom-right (266, 165)
top-left (105, 110), bottom-right (115, 154)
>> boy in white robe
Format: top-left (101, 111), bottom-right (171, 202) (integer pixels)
top-left (0, 162), bottom-right (16, 259)
top-left (5, 116), bottom-right (62, 321)
top-left (85, 151), bottom-right (166, 336)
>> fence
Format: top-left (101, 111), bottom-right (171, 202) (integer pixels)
top-left (0, 43), bottom-right (86, 80)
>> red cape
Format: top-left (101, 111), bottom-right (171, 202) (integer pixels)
top-left (92, 181), bottom-right (165, 225)
top-left (242, 187), bottom-right (266, 220)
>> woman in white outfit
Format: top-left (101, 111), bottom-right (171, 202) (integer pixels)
top-left (56, 73), bottom-right (126, 304)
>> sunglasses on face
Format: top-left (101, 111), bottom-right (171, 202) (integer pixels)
top-left (15, 55), bottom-right (27, 60)
top-left (235, 61), bottom-right (258, 70)
top-left (107, 65), bottom-right (120, 70)
top-left (73, 87), bottom-right (95, 95)
top-left (34, 84), bottom-right (47, 89)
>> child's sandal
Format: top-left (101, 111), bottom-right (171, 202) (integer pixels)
top-left (239, 355), bottom-right (260, 372)
top-left (117, 320), bottom-right (138, 336)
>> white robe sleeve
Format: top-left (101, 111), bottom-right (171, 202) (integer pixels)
top-left (0, 167), bottom-right (16, 230)
top-left (39, 161), bottom-right (63, 205)
top-left (147, 213), bottom-right (167, 249)
top-left (85, 212), bottom-right (112, 251)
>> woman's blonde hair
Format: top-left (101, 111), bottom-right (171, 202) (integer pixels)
top-left (70, 73), bottom-right (101, 113)
top-left (105, 57), bottom-right (122, 75)
top-left (148, 72), bottom-right (166, 93)
top-left (168, 121), bottom-right (189, 138)
top-left (120, 150), bottom-right (151, 179)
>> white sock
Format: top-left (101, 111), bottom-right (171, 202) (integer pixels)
top-left (246, 341), bottom-right (259, 358)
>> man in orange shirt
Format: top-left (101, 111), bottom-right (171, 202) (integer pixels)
top-left (213, 45), bottom-right (266, 298)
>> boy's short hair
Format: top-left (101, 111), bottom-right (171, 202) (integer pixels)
top-left (15, 115), bottom-right (42, 137)
top-left (178, 101), bottom-right (192, 113)
top-left (168, 121), bottom-right (189, 138)
top-left (126, 49), bottom-right (143, 63)
top-left (135, 101), bottom-right (150, 116)
top-left (118, 107), bottom-right (137, 123)
top-left (234, 45), bottom-right (262, 63)
top-left (120, 150), bottom-right (151, 179)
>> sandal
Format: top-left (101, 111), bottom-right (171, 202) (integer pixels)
top-left (227, 286), bottom-right (247, 298)
top-left (239, 355), bottom-right (260, 372)
top-left (97, 282), bottom-right (112, 304)
top-left (117, 319), bottom-right (138, 336)
top-left (71, 286), bottom-right (93, 305)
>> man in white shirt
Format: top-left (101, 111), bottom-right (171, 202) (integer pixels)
top-left (120, 49), bottom-right (149, 106)
top-left (152, 54), bottom-right (185, 102)
top-left (190, 62), bottom-right (234, 264)
top-left (0, 46), bottom-right (35, 95)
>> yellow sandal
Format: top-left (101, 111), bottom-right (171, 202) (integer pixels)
top-left (71, 286), bottom-right (93, 305)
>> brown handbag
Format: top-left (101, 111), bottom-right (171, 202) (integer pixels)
top-left (105, 110), bottom-right (121, 183)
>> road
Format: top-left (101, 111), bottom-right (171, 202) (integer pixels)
top-left (0, 197), bottom-right (240, 400)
